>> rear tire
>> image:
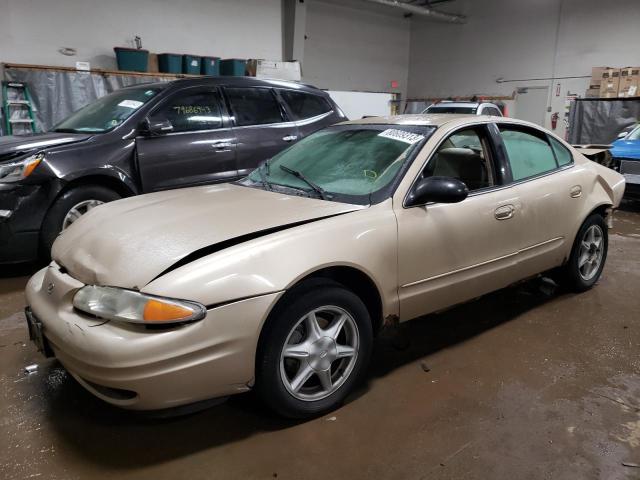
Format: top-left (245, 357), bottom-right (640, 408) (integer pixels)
top-left (561, 213), bottom-right (608, 292)
top-left (40, 185), bottom-right (121, 260)
top-left (256, 280), bottom-right (373, 418)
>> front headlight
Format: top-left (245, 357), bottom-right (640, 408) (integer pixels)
top-left (0, 152), bottom-right (44, 183)
top-left (72, 286), bottom-right (206, 325)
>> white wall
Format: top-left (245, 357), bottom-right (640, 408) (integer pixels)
top-left (0, 0), bottom-right (283, 70)
top-left (302, 0), bottom-right (410, 98)
top-left (407, 0), bottom-right (640, 134)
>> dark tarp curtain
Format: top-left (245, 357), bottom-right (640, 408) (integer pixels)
top-left (3, 67), bottom-right (176, 133)
top-left (568, 98), bottom-right (640, 144)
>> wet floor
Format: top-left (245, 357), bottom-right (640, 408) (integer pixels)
top-left (2, 202), bottom-right (640, 479)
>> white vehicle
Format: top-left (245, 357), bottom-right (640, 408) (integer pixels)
top-left (423, 101), bottom-right (503, 116)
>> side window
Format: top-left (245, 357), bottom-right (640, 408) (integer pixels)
top-left (423, 128), bottom-right (495, 191)
top-left (225, 87), bottom-right (284, 126)
top-left (549, 136), bottom-right (573, 167)
top-left (499, 126), bottom-right (558, 181)
top-left (154, 90), bottom-right (222, 132)
top-left (279, 90), bottom-right (332, 120)
top-left (483, 107), bottom-right (501, 116)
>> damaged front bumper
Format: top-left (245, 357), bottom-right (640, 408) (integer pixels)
top-left (0, 182), bottom-right (49, 263)
top-left (25, 264), bottom-right (283, 410)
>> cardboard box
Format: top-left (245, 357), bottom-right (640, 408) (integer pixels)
top-left (585, 87), bottom-right (600, 98)
top-left (599, 68), bottom-right (620, 98)
top-left (246, 59), bottom-right (301, 81)
top-left (590, 66), bottom-right (610, 89)
top-left (618, 67), bottom-right (640, 98)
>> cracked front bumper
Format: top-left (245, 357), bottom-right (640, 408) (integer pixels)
top-left (24, 264), bottom-right (283, 410)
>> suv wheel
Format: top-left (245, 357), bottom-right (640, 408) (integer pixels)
top-left (40, 185), bottom-right (121, 259)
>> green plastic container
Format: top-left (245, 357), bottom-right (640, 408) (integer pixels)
top-left (182, 55), bottom-right (202, 75)
top-left (201, 56), bottom-right (220, 76)
top-left (158, 53), bottom-right (183, 74)
top-left (220, 59), bottom-right (246, 76)
top-left (114, 47), bottom-right (149, 72)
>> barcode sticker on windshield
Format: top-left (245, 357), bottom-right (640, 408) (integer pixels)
top-left (118, 100), bottom-right (144, 109)
top-left (378, 129), bottom-right (424, 144)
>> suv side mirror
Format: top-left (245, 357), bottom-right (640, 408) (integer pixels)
top-left (140, 117), bottom-right (174, 136)
top-left (406, 176), bottom-right (469, 206)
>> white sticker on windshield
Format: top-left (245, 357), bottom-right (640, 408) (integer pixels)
top-left (378, 129), bottom-right (425, 144)
top-left (118, 99), bottom-right (144, 109)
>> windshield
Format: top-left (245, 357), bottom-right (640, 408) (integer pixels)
top-left (626, 125), bottom-right (640, 141)
top-left (425, 106), bottom-right (477, 114)
top-left (241, 124), bottom-right (435, 204)
top-left (52, 86), bottom-right (162, 133)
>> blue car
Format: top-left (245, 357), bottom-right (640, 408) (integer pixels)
top-left (611, 124), bottom-right (640, 198)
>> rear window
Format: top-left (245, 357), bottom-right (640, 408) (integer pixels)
top-left (225, 87), bottom-right (284, 126)
top-left (549, 136), bottom-right (573, 166)
top-left (499, 126), bottom-right (558, 181)
top-left (280, 90), bottom-right (332, 120)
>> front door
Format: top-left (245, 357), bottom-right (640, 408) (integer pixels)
top-left (395, 125), bottom-right (525, 321)
top-left (136, 86), bottom-right (237, 192)
top-left (223, 86), bottom-right (299, 176)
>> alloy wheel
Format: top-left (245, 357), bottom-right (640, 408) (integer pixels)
top-left (61, 199), bottom-right (104, 230)
top-left (279, 306), bottom-right (359, 401)
top-left (577, 224), bottom-right (604, 281)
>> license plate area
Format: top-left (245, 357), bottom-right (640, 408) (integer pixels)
top-left (25, 307), bottom-right (54, 358)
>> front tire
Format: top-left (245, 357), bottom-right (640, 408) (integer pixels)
top-left (562, 213), bottom-right (608, 292)
top-left (40, 185), bottom-right (121, 260)
top-left (256, 281), bottom-right (373, 418)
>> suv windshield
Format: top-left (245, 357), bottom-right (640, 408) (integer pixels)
top-left (52, 86), bottom-right (162, 133)
top-left (242, 124), bottom-right (435, 205)
top-left (425, 106), bottom-right (477, 114)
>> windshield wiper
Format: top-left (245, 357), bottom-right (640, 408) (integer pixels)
top-left (51, 128), bottom-right (80, 133)
top-left (279, 165), bottom-right (329, 200)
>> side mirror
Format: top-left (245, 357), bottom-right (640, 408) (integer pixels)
top-left (617, 131), bottom-right (628, 139)
top-left (406, 176), bottom-right (469, 206)
top-left (140, 117), bottom-right (173, 136)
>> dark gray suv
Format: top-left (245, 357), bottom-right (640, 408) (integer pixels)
top-left (0, 77), bottom-right (345, 264)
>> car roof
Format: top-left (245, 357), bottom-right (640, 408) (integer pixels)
top-left (339, 114), bottom-right (536, 129)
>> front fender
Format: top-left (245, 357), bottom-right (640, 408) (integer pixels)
top-left (142, 201), bottom-right (399, 319)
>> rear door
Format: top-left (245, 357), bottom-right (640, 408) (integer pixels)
top-left (495, 123), bottom-right (582, 277)
top-left (222, 86), bottom-right (299, 176)
top-left (277, 89), bottom-right (342, 139)
top-left (136, 86), bottom-right (237, 192)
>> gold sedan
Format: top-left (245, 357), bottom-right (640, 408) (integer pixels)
top-left (24, 115), bottom-right (625, 418)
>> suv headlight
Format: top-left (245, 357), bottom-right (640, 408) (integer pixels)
top-left (0, 152), bottom-right (44, 183)
top-left (73, 286), bottom-right (206, 325)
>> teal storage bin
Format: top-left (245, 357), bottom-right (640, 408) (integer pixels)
top-left (114, 47), bottom-right (149, 72)
top-left (220, 59), bottom-right (246, 76)
top-left (183, 55), bottom-right (202, 75)
top-left (158, 53), bottom-right (183, 74)
top-left (201, 56), bottom-right (220, 76)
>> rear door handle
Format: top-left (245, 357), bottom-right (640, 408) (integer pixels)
top-left (212, 141), bottom-right (233, 152)
top-left (282, 135), bottom-right (298, 142)
top-left (495, 204), bottom-right (515, 220)
top-left (570, 185), bottom-right (582, 198)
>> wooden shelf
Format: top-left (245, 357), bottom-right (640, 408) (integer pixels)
top-left (2, 62), bottom-right (200, 79)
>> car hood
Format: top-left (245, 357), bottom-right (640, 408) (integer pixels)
top-left (0, 132), bottom-right (93, 162)
top-left (611, 139), bottom-right (640, 159)
top-left (52, 183), bottom-right (365, 288)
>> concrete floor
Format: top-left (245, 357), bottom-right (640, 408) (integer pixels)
top-left (2, 202), bottom-right (640, 480)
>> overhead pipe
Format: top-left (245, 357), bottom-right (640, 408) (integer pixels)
top-left (364, 0), bottom-right (467, 24)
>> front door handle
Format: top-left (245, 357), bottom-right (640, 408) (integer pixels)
top-left (495, 204), bottom-right (515, 220)
top-left (212, 141), bottom-right (233, 152)
top-left (282, 135), bottom-right (298, 142)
